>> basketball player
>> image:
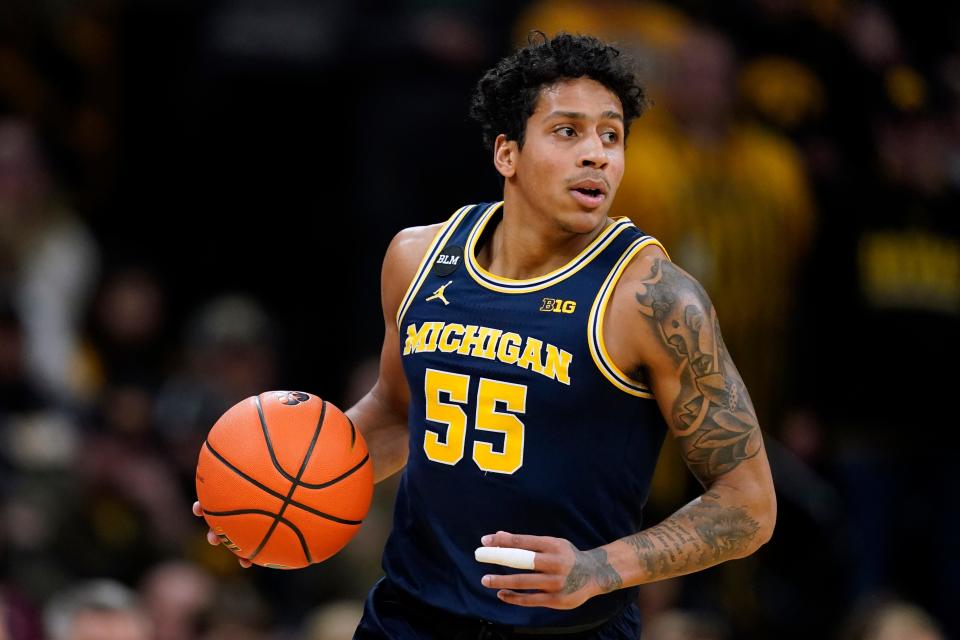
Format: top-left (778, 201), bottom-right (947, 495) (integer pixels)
top-left (196, 32), bottom-right (776, 638)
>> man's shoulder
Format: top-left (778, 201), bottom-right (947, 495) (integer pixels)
top-left (385, 201), bottom-right (487, 267)
top-left (615, 242), bottom-right (669, 288)
top-left (610, 245), bottom-right (715, 316)
top-left (388, 223), bottom-right (445, 259)
top-left (602, 246), bottom-right (717, 373)
top-left (382, 224), bottom-right (444, 291)
top-left (380, 204), bottom-right (475, 313)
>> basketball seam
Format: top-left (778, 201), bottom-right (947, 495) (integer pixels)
top-left (202, 508), bottom-right (311, 561)
top-left (248, 400), bottom-right (328, 563)
top-left (203, 440), bottom-right (363, 526)
top-left (297, 454), bottom-right (370, 490)
top-left (255, 394), bottom-right (368, 489)
top-left (254, 394), bottom-right (298, 482)
top-left (347, 416), bottom-right (357, 450)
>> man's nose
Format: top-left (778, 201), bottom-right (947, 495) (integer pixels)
top-left (578, 133), bottom-right (608, 168)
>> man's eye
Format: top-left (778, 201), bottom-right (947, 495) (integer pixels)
top-left (556, 127), bottom-right (576, 137)
top-left (602, 131), bottom-right (620, 143)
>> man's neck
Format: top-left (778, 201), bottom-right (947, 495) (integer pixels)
top-left (477, 194), bottom-right (610, 280)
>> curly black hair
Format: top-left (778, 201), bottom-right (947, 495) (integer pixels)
top-left (469, 32), bottom-right (648, 152)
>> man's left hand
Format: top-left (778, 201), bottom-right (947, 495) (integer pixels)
top-left (478, 531), bottom-right (623, 609)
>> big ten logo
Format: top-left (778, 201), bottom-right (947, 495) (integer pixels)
top-left (276, 391), bottom-right (310, 406)
top-left (540, 298), bottom-right (577, 314)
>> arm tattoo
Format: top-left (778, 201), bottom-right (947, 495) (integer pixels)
top-left (563, 546), bottom-right (623, 594)
top-left (624, 491), bottom-right (760, 581)
top-left (635, 259), bottom-right (762, 482)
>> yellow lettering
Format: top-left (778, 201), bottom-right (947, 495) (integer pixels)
top-left (404, 322), bottom-right (442, 355)
top-left (423, 369), bottom-right (469, 465)
top-left (543, 343), bottom-right (572, 385)
top-left (419, 321), bottom-right (445, 352)
top-left (456, 325), bottom-right (482, 356)
top-left (406, 323), bottom-right (573, 385)
top-left (497, 332), bottom-right (522, 364)
top-left (438, 323), bottom-right (465, 353)
top-left (472, 378), bottom-right (526, 474)
top-left (517, 337), bottom-right (544, 375)
top-left (472, 327), bottom-right (502, 360)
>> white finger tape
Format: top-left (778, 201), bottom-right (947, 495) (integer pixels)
top-left (474, 546), bottom-right (536, 570)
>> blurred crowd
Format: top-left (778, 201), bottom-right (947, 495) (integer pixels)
top-left (1, 0), bottom-right (958, 638)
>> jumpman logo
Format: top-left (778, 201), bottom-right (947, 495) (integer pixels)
top-left (426, 281), bottom-right (453, 305)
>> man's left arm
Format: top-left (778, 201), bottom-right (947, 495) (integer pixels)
top-left (481, 250), bottom-right (776, 609)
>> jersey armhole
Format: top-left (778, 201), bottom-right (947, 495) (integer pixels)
top-left (395, 204), bottom-right (474, 329)
top-left (587, 236), bottom-right (669, 399)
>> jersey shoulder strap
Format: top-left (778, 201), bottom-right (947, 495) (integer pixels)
top-left (395, 203), bottom-right (485, 328)
top-left (587, 225), bottom-right (669, 398)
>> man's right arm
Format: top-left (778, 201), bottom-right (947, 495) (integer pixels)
top-left (193, 222), bottom-right (442, 559)
top-left (346, 223), bottom-right (443, 483)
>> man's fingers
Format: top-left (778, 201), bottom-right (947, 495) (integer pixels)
top-left (199, 513), bottom-right (251, 569)
top-left (475, 547), bottom-right (537, 570)
top-left (496, 590), bottom-right (558, 608)
top-left (481, 531), bottom-right (555, 552)
top-left (482, 573), bottom-right (560, 591)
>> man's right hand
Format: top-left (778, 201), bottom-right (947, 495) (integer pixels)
top-left (193, 501), bottom-right (252, 568)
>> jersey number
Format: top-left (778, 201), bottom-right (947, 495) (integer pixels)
top-left (423, 368), bottom-right (526, 474)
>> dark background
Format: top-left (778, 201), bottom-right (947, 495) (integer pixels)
top-left (1, 1), bottom-right (958, 639)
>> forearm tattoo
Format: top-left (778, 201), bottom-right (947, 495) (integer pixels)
top-left (624, 491), bottom-right (760, 581)
top-left (634, 259), bottom-right (762, 483)
top-left (563, 546), bottom-right (623, 594)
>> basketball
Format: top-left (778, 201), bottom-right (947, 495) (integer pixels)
top-left (195, 391), bottom-right (374, 569)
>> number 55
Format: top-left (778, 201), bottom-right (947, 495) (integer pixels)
top-left (423, 368), bottom-right (526, 474)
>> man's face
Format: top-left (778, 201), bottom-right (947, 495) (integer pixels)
top-left (501, 77), bottom-right (626, 234)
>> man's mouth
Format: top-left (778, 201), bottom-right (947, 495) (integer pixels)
top-left (572, 187), bottom-right (603, 198)
top-left (568, 179), bottom-right (608, 208)
top-left (569, 189), bottom-right (606, 209)
top-left (570, 187), bottom-right (607, 209)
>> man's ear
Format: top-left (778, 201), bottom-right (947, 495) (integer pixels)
top-left (493, 134), bottom-right (518, 179)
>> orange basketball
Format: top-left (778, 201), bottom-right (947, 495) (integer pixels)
top-left (195, 391), bottom-right (373, 569)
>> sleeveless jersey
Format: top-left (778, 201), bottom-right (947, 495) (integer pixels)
top-left (382, 202), bottom-right (669, 628)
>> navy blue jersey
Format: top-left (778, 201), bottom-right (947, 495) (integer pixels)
top-left (383, 202), bottom-right (669, 628)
